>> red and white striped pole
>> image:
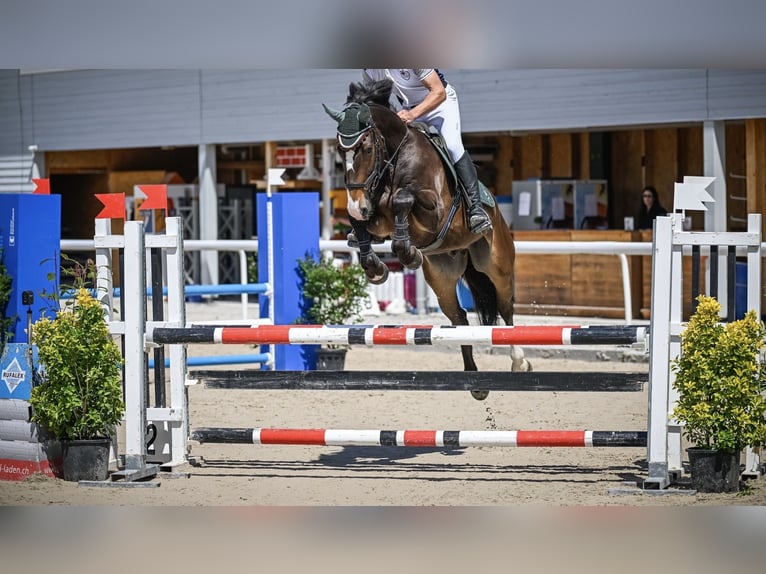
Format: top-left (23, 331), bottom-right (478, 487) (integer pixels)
top-left (151, 324), bottom-right (647, 346)
top-left (192, 428), bottom-right (647, 448)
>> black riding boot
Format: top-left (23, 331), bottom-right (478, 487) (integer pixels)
top-left (454, 152), bottom-right (492, 234)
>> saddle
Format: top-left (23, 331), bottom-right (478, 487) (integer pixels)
top-left (409, 122), bottom-right (495, 209)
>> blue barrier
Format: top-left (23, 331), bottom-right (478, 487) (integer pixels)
top-left (62, 283), bottom-right (269, 299)
top-left (148, 353), bottom-right (270, 368)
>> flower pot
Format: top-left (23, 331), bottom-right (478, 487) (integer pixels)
top-left (61, 438), bottom-right (112, 482)
top-left (316, 348), bottom-right (347, 371)
top-left (686, 447), bottom-right (741, 493)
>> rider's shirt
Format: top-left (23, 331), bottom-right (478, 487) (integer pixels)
top-left (363, 69), bottom-right (447, 110)
top-left (362, 68), bottom-right (464, 162)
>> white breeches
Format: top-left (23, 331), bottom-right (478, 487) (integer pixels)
top-left (411, 84), bottom-right (465, 163)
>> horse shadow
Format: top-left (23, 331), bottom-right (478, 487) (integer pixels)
top-left (316, 445), bottom-right (468, 467)
top-left (197, 450), bottom-right (649, 487)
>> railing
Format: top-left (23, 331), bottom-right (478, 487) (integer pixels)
top-left (61, 238), bottom-right (655, 322)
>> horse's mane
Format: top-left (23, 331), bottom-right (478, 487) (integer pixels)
top-left (346, 79), bottom-right (394, 108)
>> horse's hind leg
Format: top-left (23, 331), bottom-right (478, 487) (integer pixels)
top-left (390, 188), bottom-right (423, 270)
top-left (480, 239), bottom-right (532, 374)
top-left (423, 255), bottom-right (487, 400)
top-left (494, 286), bottom-right (531, 372)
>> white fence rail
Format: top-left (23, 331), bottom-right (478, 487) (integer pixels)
top-left (61, 238), bottom-right (656, 322)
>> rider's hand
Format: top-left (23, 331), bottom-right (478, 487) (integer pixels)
top-left (397, 110), bottom-right (415, 124)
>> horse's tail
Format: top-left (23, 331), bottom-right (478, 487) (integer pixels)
top-left (462, 258), bottom-right (498, 326)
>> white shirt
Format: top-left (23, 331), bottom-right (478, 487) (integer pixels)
top-left (361, 68), bottom-right (464, 162)
top-left (363, 69), bottom-right (446, 109)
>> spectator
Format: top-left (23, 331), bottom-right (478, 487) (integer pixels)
top-left (636, 185), bottom-right (668, 230)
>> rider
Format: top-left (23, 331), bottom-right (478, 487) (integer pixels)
top-left (360, 69), bottom-right (492, 235)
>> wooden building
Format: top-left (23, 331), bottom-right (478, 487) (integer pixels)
top-left (1, 69), bottom-right (765, 316)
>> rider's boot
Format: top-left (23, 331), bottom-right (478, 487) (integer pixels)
top-left (454, 152), bottom-right (492, 234)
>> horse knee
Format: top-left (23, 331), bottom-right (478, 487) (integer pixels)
top-left (392, 191), bottom-right (415, 213)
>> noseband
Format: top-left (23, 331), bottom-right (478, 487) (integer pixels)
top-left (338, 125), bottom-right (386, 197)
top-left (336, 103), bottom-right (408, 204)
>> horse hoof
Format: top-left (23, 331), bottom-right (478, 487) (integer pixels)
top-left (367, 266), bottom-right (389, 285)
top-left (512, 359), bottom-right (532, 372)
top-left (471, 390), bottom-right (489, 401)
top-left (403, 249), bottom-right (423, 270)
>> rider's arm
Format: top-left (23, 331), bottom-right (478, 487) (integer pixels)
top-left (398, 70), bottom-right (446, 124)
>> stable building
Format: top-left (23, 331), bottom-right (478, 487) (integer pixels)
top-left (1, 69), bottom-right (765, 317)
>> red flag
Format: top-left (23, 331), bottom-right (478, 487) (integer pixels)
top-left (137, 184), bottom-right (168, 212)
top-left (32, 178), bottom-right (50, 194)
top-left (95, 193), bottom-right (126, 220)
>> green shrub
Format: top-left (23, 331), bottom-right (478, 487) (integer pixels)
top-left (297, 254), bottom-right (369, 327)
top-left (29, 288), bottom-right (124, 440)
top-left (672, 295), bottom-right (766, 453)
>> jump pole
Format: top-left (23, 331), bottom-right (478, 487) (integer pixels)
top-left (194, 369), bottom-right (646, 392)
top-left (149, 324), bottom-right (648, 347)
top-left (191, 428), bottom-right (648, 448)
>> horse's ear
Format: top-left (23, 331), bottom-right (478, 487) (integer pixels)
top-left (322, 103), bottom-right (345, 124)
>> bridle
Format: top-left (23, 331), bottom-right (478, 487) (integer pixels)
top-left (332, 101), bottom-right (461, 253)
top-left (336, 103), bottom-right (408, 204)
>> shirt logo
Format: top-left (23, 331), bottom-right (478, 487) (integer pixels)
top-left (398, 70), bottom-right (411, 80)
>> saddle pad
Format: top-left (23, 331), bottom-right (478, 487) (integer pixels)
top-left (479, 182), bottom-right (495, 208)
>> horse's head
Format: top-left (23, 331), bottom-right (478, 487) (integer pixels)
top-left (323, 101), bottom-right (384, 222)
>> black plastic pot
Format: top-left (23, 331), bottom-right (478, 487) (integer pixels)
top-left (686, 447), bottom-right (741, 493)
top-left (316, 348), bottom-right (347, 370)
top-left (61, 438), bottom-right (112, 482)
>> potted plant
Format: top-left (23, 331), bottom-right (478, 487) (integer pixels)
top-left (671, 294), bottom-right (766, 493)
top-left (297, 253), bottom-right (370, 370)
top-left (29, 272), bottom-right (124, 482)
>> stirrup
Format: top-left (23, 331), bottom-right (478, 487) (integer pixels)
top-left (469, 213), bottom-right (492, 234)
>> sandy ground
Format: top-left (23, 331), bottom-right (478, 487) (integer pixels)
top-left (2, 301), bottom-right (765, 506)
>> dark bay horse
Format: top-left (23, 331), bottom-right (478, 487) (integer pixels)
top-left (323, 79), bottom-right (530, 399)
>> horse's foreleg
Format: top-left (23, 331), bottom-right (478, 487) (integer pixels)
top-left (351, 219), bottom-right (388, 285)
top-left (391, 189), bottom-right (423, 270)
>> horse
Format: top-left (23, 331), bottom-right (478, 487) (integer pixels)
top-left (323, 78), bottom-right (531, 399)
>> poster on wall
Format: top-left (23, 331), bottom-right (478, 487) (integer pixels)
top-left (574, 181), bottom-right (608, 229)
